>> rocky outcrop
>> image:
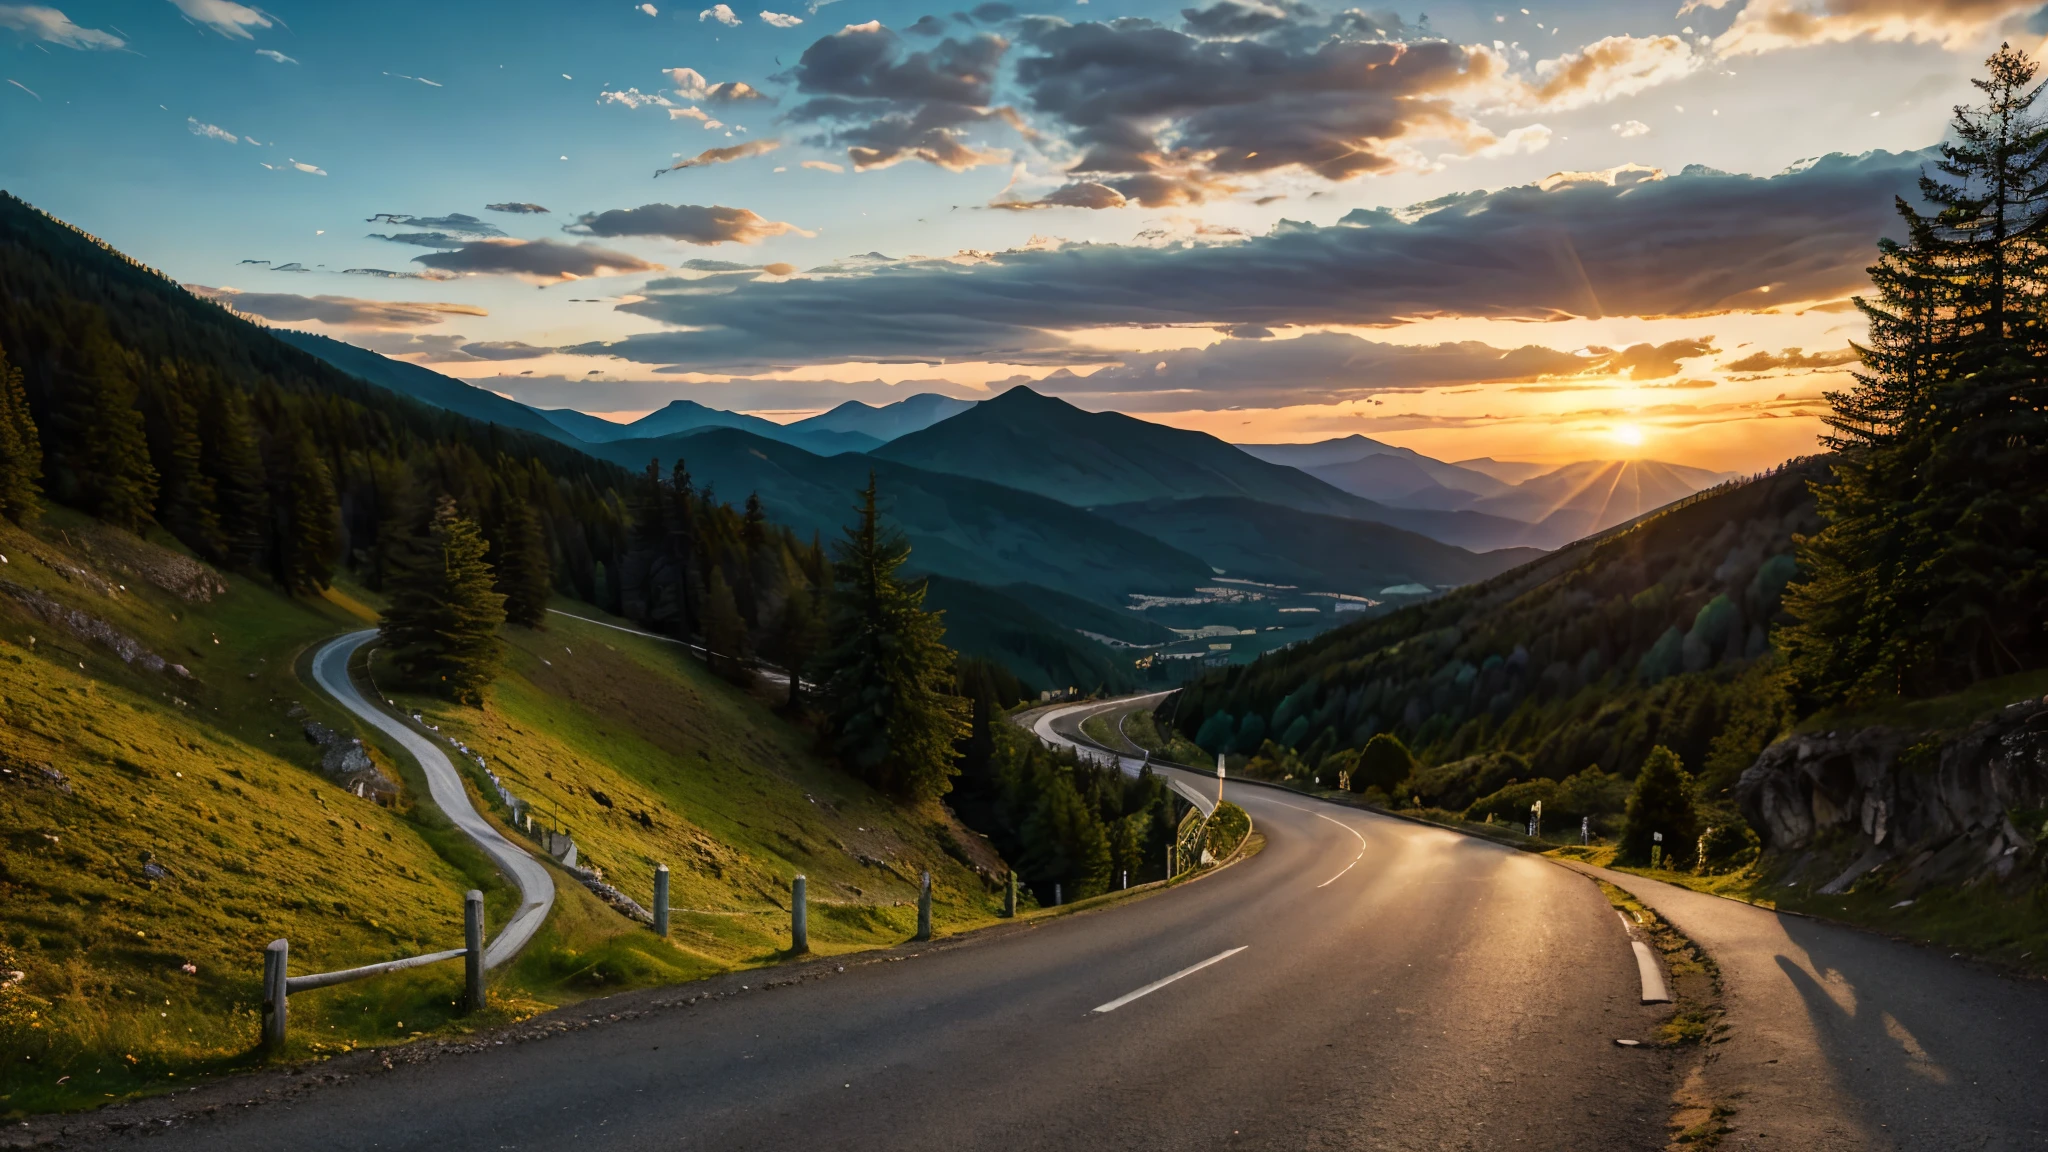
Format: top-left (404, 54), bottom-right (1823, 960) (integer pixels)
top-left (1737, 698), bottom-right (2048, 895)
top-left (1, 580), bottom-right (192, 677)
top-left (302, 721), bottom-right (398, 803)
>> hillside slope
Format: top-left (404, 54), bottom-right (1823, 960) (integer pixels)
top-left (0, 517), bottom-right (1002, 1114)
top-left (1167, 461), bottom-right (1824, 784)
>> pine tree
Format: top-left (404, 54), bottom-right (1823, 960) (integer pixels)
top-left (1784, 45), bottom-right (2048, 705)
top-left (702, 565), bottom-right (751, 683)
top-left (766, 579), bottom-right (823, 709)
top-left (142, 363), bottom-right (223, 558)
top-left (52, 323), bottom-right (157, 532)
top-left (274, 426), bottom-right (339, 594)
top-left (198, 382), bottom-right (269, 569)
top-left (495, 501), bottom-right (554, 628)
top-left (1621, 745), bottom-right (1698, 867)
top-left (0, 339), bottom-right (42, 524)
top-left (380, 495), bottom-right (507, 704)
top-left (817, 474), bottom-right (969, 800)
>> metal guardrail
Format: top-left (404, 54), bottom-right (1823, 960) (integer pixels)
top-left (261, 890), bottom-right (485, 1052)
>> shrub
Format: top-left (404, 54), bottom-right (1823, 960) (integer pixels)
top-left (1352, 733), bottom-right (1416, 794)
top-left (1622, 745), bottom-right (1699, 866)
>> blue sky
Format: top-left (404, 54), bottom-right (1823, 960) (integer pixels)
top-left (1, 0), bottom-right (2034, 467)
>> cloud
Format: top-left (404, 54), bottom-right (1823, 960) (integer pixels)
top-left (410, 238), bottom-right (664, 283)
top-left (1040, 331), bottom-right (1605, 410)
top-left (567, 202), bottom-right (811, 245)
top-left (992, 180), bottom-right (1129, 210)
top-left (1584, 337), bottom-right (1720, 379)
top-left (462, 373), bottom-right (986, 413)
top-left (0, 5), bottom-right (125, 49)
top-left (1007, 7), bottom-right (1517, 205)
top-left (701, 3), bottom-right (740, 24)
top-left (1724, 345), bottom-right (1860, 372)
top-left (167, 0), bottom-right (275, 40)
top-left (371, 232), bottom-right (474, 250)
top-left (486, 202), bottom-right (551, 214)
top-left (188, 117), bottom-right (238, 143)
top-left (342, 266), bottom-right (457, 280)
top-left (188, 286), bottom-right (485, 329)
top-left (785, 21), bottom-right (1017, 171)
top-left (641, 3), bottom-right (658, 14)
top-left (653, 138), bottom-right (782, 176)
top-left (575, 148), bottom-right (1927, 370)
top-left (665, 66), bottom-right (769, 102)
top-left (458, 340), bottom-right (554, 360)
top-left (255, 47), bottom-right (294, 63)
top-left (261, 158), bottom-right (327, 175)
top-left (670, 107), bottom-right (726, 129)
top-left (1521, 34), bottom-right (1699, 111)
top-left (601, 87), bottom-right (674, 109)
top-left (760, 9), bottom-right (802, 26)
top-left (366, 212), bottom-right (506, 237)
top-left (1704, 0), bottom-right (2037, 55)
top-left (1612, 119), bottom-right (1650, 137)
top-left (801, 158), bottom-right (845, 171)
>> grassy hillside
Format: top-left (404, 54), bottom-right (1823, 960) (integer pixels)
top-left (1096, 496), bottom-right (1546, 594)
top-left (0, 516), bottom-right (1005, 1119)
top-left (1165, 460), bottom-right (1825, 787)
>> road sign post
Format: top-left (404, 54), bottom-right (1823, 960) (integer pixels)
top-left (654, 864), bottom-right (670, 937)
top-left (915, 870), bottom-right (932, 942)
top-left (1651, 832), bottom-right (1664, 871)
top-left (464, 889), bottom-right (484, 1013)
top-left (792, 875), bottom-right (809, 954)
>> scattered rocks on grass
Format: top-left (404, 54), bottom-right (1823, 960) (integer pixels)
top-left (302, 721), bottom-right (397, 803)
top-left (0, 580), bottom-right (191, 677)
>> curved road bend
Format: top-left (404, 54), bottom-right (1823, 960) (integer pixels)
top-left (310, 629), bottom-right (555, 967)
top-left (137, 693), bottom-right (1675, 1150)
top-left (1047, 696), bottom-right (2048, 1150)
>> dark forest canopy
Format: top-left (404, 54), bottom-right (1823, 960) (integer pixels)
top-left (0, 192), bottom-right (828, 689)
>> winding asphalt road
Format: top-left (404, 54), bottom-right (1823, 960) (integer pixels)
top-left (310, 630), bottom-right (554, 968)
top-left (119, 694), bottom-right (1677, 1151)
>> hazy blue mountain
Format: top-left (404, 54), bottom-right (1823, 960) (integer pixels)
top-left (1238, 435), bottom-right (1512, 500)
top-left (1096, 497), bottom-right (1545, 594)
top-left (579, 427), bottom-right (1214, 607)
top-left (877, 387), bottom-right (1401, 517)
top-left (273, 330), bottom-right (577, 445)
top-left (787, 393), bottom-right (976, 441)
top-left (1469, 459), bottom-right (1737, 539)
top-left (1452, 457), bottom-right (1554, 485)
top-left (535, 406), bottom-right (638, 443)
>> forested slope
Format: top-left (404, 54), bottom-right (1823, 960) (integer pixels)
top-left (1167, 461), bottom-right (1824, 785)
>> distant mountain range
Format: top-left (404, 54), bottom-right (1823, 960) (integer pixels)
top-left (1238, 434), bottom-right (1735, 541)
top-left (277, 332), bottom-right (1740, 685)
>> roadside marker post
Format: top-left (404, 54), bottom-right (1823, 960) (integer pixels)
top-left (792, 875), bottom-right (810, 954)
top-left (464, 889), bottom-right (485, 1013)
top-left (1581, 816), bottom-right (1590, 846)
top-left (1216, 753), bottom-right (1226, 806)
top-left (1651, 832), bottom-right (1664, 871)
top-left (654, 864), bottom-right (671, 937)
top-left (262, 938), bottom-right (288, 1053)
top-left (1054, 883), bottom-right (1062, 907)
top-left (1005, 871), bottom-right (1018, 917)
top-left (915, 870), bottom-right (932, 942)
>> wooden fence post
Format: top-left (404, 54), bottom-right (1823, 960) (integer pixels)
top-left (1005, 871), bottom-right (1017, 917)
top-left (464, 890), bottom-right (485, 1013)
top-left (654, 864), bottom-right (670, 937)
top-left (791, 875), bottom-right (809, 954)
top-left (915, 870), bottom-right (932, 942)
top-left (262, 938), bottom-right (288, 1052)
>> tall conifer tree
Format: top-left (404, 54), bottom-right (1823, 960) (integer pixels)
top-left (495, 501), bottom-right (554, 628)
top-left (816, 475), bottom-right (968, 800)
top-left (380, 495), bottom-right (507, 704)
top-left (0, 339), bottom-right (42, 525)
top-left (1785, 44), bottom-right (2048, 704)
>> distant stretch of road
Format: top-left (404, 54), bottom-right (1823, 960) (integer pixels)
top-left (129, 693), bottom-right (1676, 1150)
top-left (309, 630), bottom-right (554, 967)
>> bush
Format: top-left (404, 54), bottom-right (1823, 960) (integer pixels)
top-left (1622, 745), bottom-right (1699, 866)
top-left (1352, 733), bottom-right (1416, 793)
top-left (1695, 822), bottom-right (1760, 874)
top-left (1464, 778), bottom-right (1556, 826)
top-left (1204, 801), bottom-right (1251, 860)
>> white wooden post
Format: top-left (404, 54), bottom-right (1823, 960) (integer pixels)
top-left (262, 938), bottom-right (288, 1052)
top-left (654, 864), bottom-right (670, 937)
top-left (791, 875), bottom-right (809, 953)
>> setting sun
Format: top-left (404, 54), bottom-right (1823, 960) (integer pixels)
top-left (1612, 423), bottom-right (1646, 449)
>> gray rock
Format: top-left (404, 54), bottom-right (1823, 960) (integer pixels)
top-left (1737, 699), bottom-right (2048, 894)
